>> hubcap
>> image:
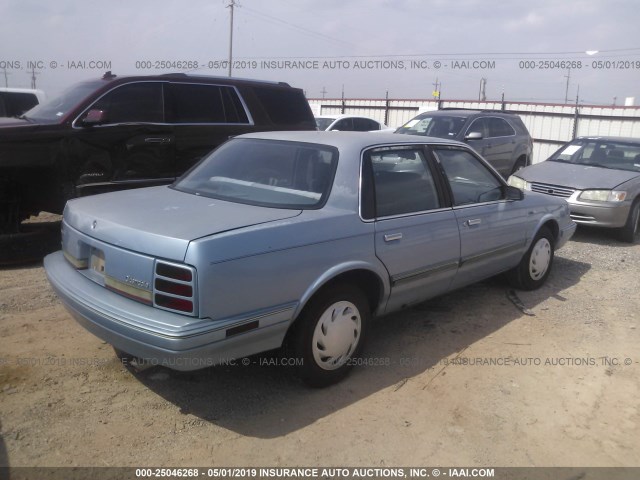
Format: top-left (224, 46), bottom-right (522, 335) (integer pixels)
top-left (312, 301), bottom-right (361, 370)
top-left (529, 237), bottom-right (551, 280)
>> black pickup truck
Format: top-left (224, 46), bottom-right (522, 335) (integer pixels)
top-left (0, 72), bottom-right (316, 234)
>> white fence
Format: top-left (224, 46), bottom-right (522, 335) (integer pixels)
top-left (308, 98), bottom-right (640, 164)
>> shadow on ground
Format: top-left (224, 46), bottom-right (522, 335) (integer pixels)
top-left (132, 255), bottom-right (591, 439)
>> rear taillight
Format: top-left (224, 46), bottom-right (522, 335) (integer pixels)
top-left (153, 261), bottom-right (197, 316)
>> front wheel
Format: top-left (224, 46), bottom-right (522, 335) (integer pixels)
top-left (510, 156), bottom-right (527, 175)
top-left (618, 199), bottom-right (639, 243)
top-left (289, 284), bottom-right (369, 387)
top-left (507, 227), bottom-right (554, 290)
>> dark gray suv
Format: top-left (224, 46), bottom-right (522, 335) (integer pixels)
top-left (395, 109), bottom-right (533, 178)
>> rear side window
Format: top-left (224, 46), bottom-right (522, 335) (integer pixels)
top-left (253, 87), bottom-right (314, 125)
top-left (91, 82), bottom-right (164, 123)
top-left (168, 83), bottom-right (249, 124)
top-left (487, 117), bottom-right (515, 137)
top-left (362, 147), bottom-right (440, 219)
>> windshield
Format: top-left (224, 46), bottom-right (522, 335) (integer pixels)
top-left (395, 114), bottom-right (467, 138)
top-left (549, 139), bottom-right (640, 172)
top-left (315, 117), bottom-right (335, 130)
top-left (23, 80), bottom-right (105, 123)
top-left (174, 138), bottom-right (337, 209)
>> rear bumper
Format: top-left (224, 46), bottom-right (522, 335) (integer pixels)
top-left (44, 251), bottom-right (293, 371)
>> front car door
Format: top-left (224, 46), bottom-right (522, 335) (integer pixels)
top-left (361, 145), bottom-right (461, 313)
top-left (72, 81), bottom-right (175, 196)
top-left (432, 146), bottom-right (530, 289)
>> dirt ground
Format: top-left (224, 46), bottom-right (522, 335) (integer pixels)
top-left (0, 223), bottom-right (639, 468)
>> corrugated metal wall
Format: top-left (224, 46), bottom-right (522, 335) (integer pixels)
top-left (308, 98), bottom-right (640, 164)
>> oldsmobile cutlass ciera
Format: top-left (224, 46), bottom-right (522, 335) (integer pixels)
top-left (44, 131), bottom-right (576, 386)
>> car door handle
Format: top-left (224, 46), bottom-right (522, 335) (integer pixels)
top-left (465, 219), bottom-right (482, 226)
top-left (384, 233), bottom-right (403, 242)
top-left (144, 137), bottom-right (172, 144)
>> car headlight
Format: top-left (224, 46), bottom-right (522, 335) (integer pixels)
top-left (507, 175), bottom-right (530, 190)
top-left (578, 190), bottom-right (627, 202)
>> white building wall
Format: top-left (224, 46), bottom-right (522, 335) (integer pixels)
top-left (308, 98), bottom-right (640, 164)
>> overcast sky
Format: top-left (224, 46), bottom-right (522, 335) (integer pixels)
top-left (1, 0), bottom-right (639, 105)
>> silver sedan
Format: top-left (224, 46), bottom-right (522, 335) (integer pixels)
top-left (509, 136), bottom-right (640, 243)
top-left (45, 131), bottom-right (575, 387)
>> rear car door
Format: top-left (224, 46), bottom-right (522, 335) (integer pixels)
top-left (72, 81), bottom-right (175, 195)
top-left (361, 145), bottom-right (460, 313)
top-left (166, 82), bottom-right (254, 176)
top-left (432, 146), bottom-right (529, 289)
top-left (485, 117), bottom-right (517, 175)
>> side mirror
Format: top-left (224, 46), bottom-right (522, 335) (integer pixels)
top-left (465, 131), bottom-right (483, 140)
top-left (81, 109), bottom-right (106, 126)
top-left (505, 185), bottom-right (524, 201)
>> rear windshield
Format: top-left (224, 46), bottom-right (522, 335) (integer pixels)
top-left (549, 139), bottom-right (640, 172)
top-left (174, 138), bottom-right (337, 209)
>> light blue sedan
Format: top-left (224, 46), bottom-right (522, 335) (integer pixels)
top-left (44, 131), bottom-right (575, 386)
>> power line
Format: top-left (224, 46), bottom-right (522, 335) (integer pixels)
top-left (232, 48), bottom-right (640, 61)
top-left (239, 5), bottom-right (353, 47)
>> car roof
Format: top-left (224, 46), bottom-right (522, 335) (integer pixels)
top-left (93, 72), bottom-right (294, 89)
top-left (419, 109), bottom-right (517, 118)
top-left (576, 136), bottom-right (640, 144)
top-left (315, 114), bottom-right (379, 119)
top-left (237, 130), bottom-right (468, 150)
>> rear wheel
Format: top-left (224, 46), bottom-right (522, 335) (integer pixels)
top-left (618, 199), bottom-right (640, 243)
top-left (289, 284), bottom-right (369, 387)
top-left (507, 226), bottom-right (554, 290)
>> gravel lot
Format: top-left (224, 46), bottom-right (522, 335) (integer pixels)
top-left (0, 224), bottom-right (638, 468)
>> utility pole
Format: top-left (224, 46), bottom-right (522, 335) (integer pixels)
top-left (478, 78), bottom-right (487, 101)
top-left (320, 87), bottom-right (327, 99)
top-left (432, 77), bottom-right (440, 99)
top-left (227, 0), bottom-right (237, 77)
top-left (564, 68), bottom-right (571, 104)
top-left (29, 66), bottom-right (39, 89)
top-left (2, 68), bottom-right (10, 87)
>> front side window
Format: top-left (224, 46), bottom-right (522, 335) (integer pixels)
top-left (332, 118), bottom-right (354, 131)
top-left (315, 117), bottom-right (335, 130)
top-left (466, 118), bottom-right (489, 138)
top-left (434, 148), bottom-right (504, 205)
top-left (353, 118), bottom-right (380, 131)
top-left (362, 147), bottom-right (440, 219)
top-left (90, 82), bottom-right (164, 124)
top-left (174, 139), bottom-right (337, 209)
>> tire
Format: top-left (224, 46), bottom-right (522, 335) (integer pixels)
top-left (618, 199), bottom-right (640, 243)
top-left (511, 156), bottom-right (527, 175)
top-left (507, 226), bottom-right (554, 290)
top-left (288, 284), bottom-right (369, 387)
